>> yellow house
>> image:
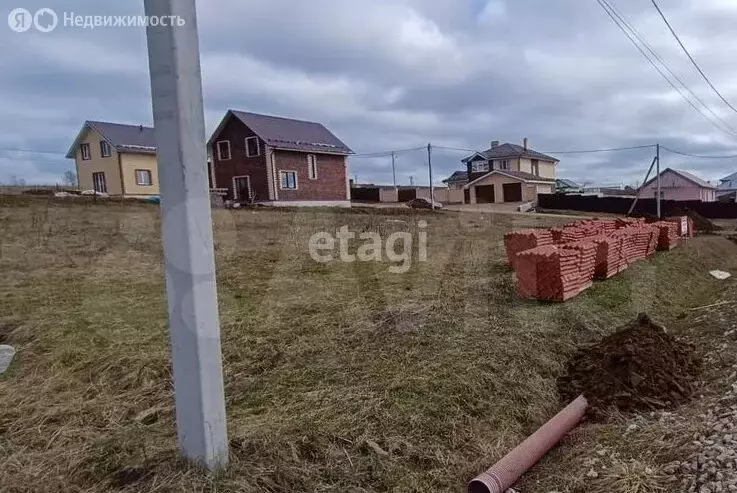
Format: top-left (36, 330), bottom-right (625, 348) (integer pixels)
top-left (66, 121), bottom-right (160, 197)
top-left (446, 139), bottom-right (559, 204)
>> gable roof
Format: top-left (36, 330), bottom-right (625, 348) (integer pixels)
top-left (719, 171), bottom-right (737, 189)
top-left (642, 168), bottom-right (716, 189)
top-left (556, 178), bottom-right (580, 188)
top-left (464, 169), bottom-right (555, 188)
top-left (66, 121), bottom-right (156, 158)
top-left (462, 143), bottom-right (558, 163)
top-left (209, 110), bottom-right (353, 155)
top-left (442, 170), bottom-right (468, 183)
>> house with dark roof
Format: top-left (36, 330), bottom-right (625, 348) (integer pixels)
top-left (441, 171), bottom-right (469, 190)
top-left (208, 110), bottom-right (353, 206)
top-left (639, 168), bottom-right (716, 202)
top-left (66, 121), bottom-right (161, 197)
top-left (442, 139), bottom-right (558, 204)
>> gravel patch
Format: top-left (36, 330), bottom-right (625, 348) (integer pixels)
top-left (679, 324), bottom-right (737, 493)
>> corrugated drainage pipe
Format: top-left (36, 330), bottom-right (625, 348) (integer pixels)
top-left (468, 395), bottom-right (588, 493)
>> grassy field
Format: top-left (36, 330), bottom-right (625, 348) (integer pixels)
top-left (1, 196), bottom-right (737, 492)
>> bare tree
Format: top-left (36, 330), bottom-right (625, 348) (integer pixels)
top-left (62, 170), bottom-right (77, 186)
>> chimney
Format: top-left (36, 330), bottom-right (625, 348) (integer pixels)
top-left (523, 137), bottom-right (528, 150)
top-left (490, 140), bottom-right (499, 148)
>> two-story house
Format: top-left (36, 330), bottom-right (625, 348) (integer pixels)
top-left (445, 139), bottom-right (558, 204)
top-left (208, 110), bottom-right (354, 207)
top-left (66, 121), bottom-right (160, 197)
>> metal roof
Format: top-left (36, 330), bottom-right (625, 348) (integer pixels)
top-left (462, 143), bottom-right (558, 163)
top-left (66, 121), bottom-right (156, 158)
top-left (642, 168), bottom-right (716, 190)
top-left (210, 110), bottom-right (353, 155)
top-left (442, 170), bottom-right (468, 183)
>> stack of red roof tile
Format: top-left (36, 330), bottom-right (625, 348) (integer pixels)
top-left (515, 242), bottom-right (596, 301)
top-left (504, 229), bottom-right (554, 268)
top-left (646, 225), bottom-right (659, 256)
top-left (562, 241), bottom-right (597, 290)
top-left (665, 216), bottom-right (692, 238)
top-left (653, 221), bottom-right (681, 250)
top-left (615, 217), bottom-right (646, 229)
top-left (625, 225), bottom-right (659, 263)
top-left (510, 217), bottom-right (693, 301)
top-left (592, 234), bottom-right (627, 279)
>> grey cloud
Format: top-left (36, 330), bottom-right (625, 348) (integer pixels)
top-left (1, 0), bottom-right (737, 186)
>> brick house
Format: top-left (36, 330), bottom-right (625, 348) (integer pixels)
top-left (208, 110), bottom-right (353, 206)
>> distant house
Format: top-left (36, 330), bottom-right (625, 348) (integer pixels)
top-left (454, 139), bottom-right (558, 204)
top-left (639, 168), bottom-right (716, 202)
top-left (442, 171), bottom-right (469, 190)
top-left (556, 178), bottom-right (581, 192)
top-left (717, 172), bottom-right (737, 197)
top-left (208, 110), bottom-right (353, 206)
top-left (579, 186), bottom-right (637, 198)
top-left (66, 121), bottom-right (160, 197)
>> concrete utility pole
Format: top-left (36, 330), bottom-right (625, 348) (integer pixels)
top-left (656, 143), bottom-right (661, 218)
top-left (427, 143), bottom-right (435, 208)
top-left (409, 175), bottom-right (415, 187)
top-left (391, 151), bottom-right (397, 188)
top-left (144, 0), bottom-right (228, 470)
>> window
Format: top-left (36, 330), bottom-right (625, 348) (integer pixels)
top-left (499, 159), bottom-right (510, 170)
top-left (246, 136), bottom-right (260, 157)
top-left (308, 154), bottom-right (318, 179)
top-left (471, 160), bottom-right (489, 172)
top-left (531, 159), bottom-right (540, 176)
top-left (280, 171), bottom-right (297, 190)
top-left (92, 172), bottom-right (107, 193)
top-left (135, 169), bottom-right (153, 186)
top-left (100, 140), bottom-right (112, 158)
top-left (216, 140), bottom-right (231, 161)
top-left (654, 191), bottom-right (664, 198)
top-left (80, 143), bottom-right (91, 161)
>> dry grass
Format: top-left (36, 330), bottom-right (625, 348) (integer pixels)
top-left (1, 196), bottom-right (737, 492)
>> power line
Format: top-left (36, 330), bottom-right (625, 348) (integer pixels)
top-left (433, 145), bottom-right (478, 153)
top-left (435, 144), bottom-right (655, 155)
top-left (541, 144), bottom-right (656, 154)
top-left (661, 146), bottom-right (737, 159)
top-left (595, 0), bottom-right (737, 138)
top-left (351, 146), bottom-right (425, 158)
top-left (649, 0), bottom-right (737, 115)
top-left (0, 147), bottom-right (67, 156)
top-left (605, 0), bottom-right (737, 134)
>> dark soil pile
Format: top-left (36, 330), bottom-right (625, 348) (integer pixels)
top-left (671, 207), bottom-right (722, 232)
top-left (558, 314), bottom-right (701, 420)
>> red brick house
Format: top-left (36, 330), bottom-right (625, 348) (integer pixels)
top-left (208, 110), bottom-right (353, 206)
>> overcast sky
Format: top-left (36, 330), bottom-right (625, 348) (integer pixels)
top-left (2, 0), bottom-right (737, 186)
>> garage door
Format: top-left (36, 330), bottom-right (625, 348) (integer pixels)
top-left (502, 183), bottom-right (522, 202)
top-left (475, 185), bottom-right (495, 203)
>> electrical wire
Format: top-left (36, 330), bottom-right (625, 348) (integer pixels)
top-left (540, 144), bottom-right (655, 154)
top-left (351, 146), bottom-right (426, 158)
top-left (605, 0), bottom-right (737, 134)
top-left (434, 144), bottom-right (655, 155)
top-left (0, 147), bottom-right (66, 155)
top-left (661, 146), bottom-right (737, 159)
top-left (595, 0), bottom-right (737, 138)
top-left (650, 0), bottom-right (737, 115)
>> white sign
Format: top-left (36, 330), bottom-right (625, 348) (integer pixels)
top-left (681, 216), bottom-right (688, 236)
